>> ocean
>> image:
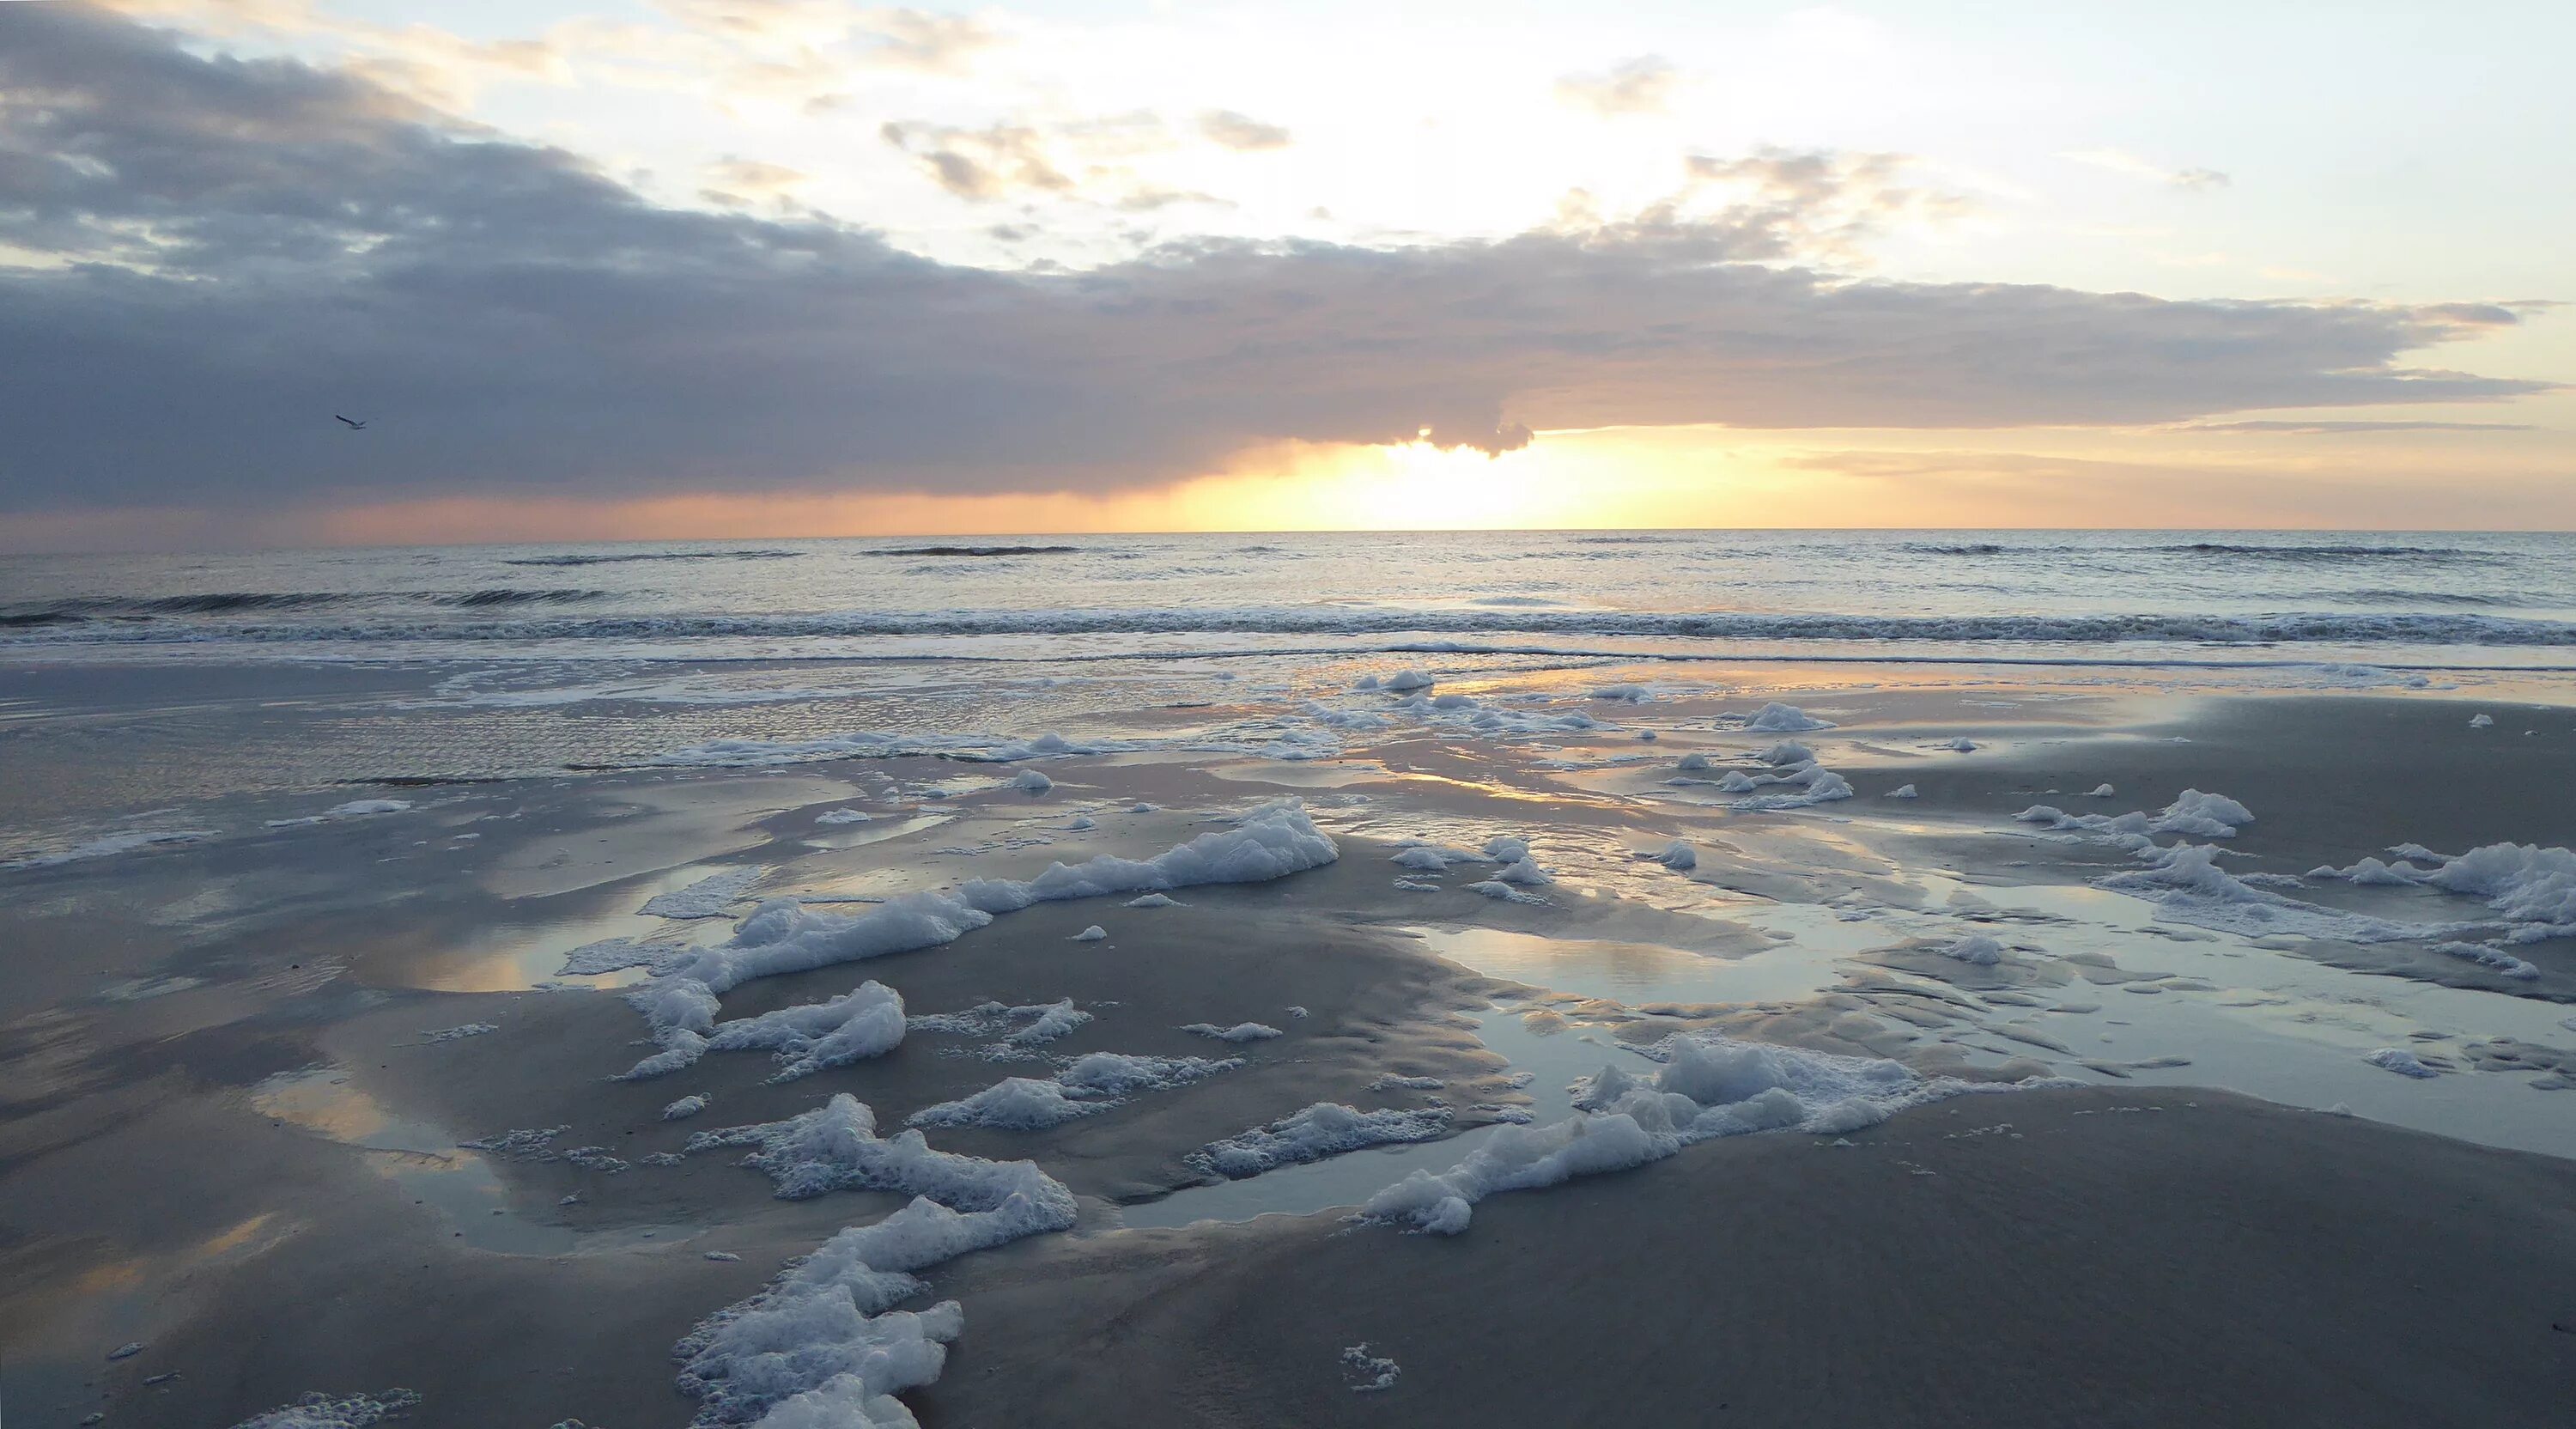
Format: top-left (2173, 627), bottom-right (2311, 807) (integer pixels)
top-left (8, 530), bottom-right (2576, 1426)
top-left (8, 529), bottom-right (2574, 851)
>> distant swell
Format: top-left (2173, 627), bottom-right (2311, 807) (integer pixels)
top-left (1893, 539), bottom-right (2487, 563)
top-left (0, 588), bottom-right (611, 623)
top-left (501, 549), bottom-right (802, 567)
top-left (11, 607), bottom-right (2576, 648)
top-left (867, 544), bottom-right (1084, 556)
top-left (446, 587), bottom-right (611, 607)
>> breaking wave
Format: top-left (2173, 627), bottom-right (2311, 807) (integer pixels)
top-left (11, 606), bottom-right (2576, 648)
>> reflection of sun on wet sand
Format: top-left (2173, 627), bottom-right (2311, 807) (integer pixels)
top-left (6, 662), bottom-right (2576, 1427)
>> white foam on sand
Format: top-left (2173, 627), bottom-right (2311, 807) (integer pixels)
top-left (2298, 842), bottom-right (2576, 943)
top-left (2429, 940), bottom-right (2542, 979)
top-left (3, 828), bottom-right (216, 871)
top-left (556, 937), bottom-right (658, 976)
top-left (663, 1095), bottom-right (709, 1120)
top-left (2098, 843), bottom-right (2446, 943)
top-left (817, 808), bottom-right (873, 825)
top-left (701, 981), bottom-right (908, 1082)
top-left (1362, 1032), bottom-right (2051, 1235)
top-left (906, 999), bottom-right (1093, 1055)
top-left (2017, 789), bottom-right (2256, 846)
top-left (1188, 1103), bottom-right (1455, 1178)
top-left (264, 799), bottom-right (414, 829)
top-left (1645, 839), bottom-right (1696, 870)
top-left (955, 800), bottom-right (1337, 914)
top-left (1886, 784), bottom-right (1918, 799)
top-left (1070, 925), bottom-right (1107, 941)
top-left (1182, 1021), bottom-right (1283, 1043)
top-left (1742, 702), bottom-right (1834, 733)
top-left (617, 803), bottom-right (1335, 1078)
top-left (908, 1052), bottom-right (1241, 1129)
top-left (643, 867), bottom-right (766, 919)
top-left (1011, 769), bottom-right (1054, 794)
top-left (227, 1389), bottom-right (422, 1429)
top-left (645, 729), bottom-right (1142, 769)
top-left (418, 1024), bottom-right (498, 1043)
top-left (1939, 934), bottom-right (2005, 965)
top-left (2365, 1048), bottom-right (2440, 1079)
top-left (687, 1093), bottom-right (1082, 1218)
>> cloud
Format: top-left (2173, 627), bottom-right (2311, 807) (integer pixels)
top-left (2063, 148), bottom-right (2231, 190)
top-left (702, 156), bottom-right (811, 205)
top-left (1676, 148), bottom-right (1978, 264)
top-left (879, 120), bottom-right (1072, 198)
top-left (0, 5), bottom-right (2549, 519)
top-left (1555, 55), bottom-right (1679, 116)
top-left (2174, 419), bottom-right (2537, 435)
top-left (1198, 109), bottom-right (1291, 151)
top-left (856, 6), bottom-right (999, 74)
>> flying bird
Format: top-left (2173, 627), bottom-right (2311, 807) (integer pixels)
top-left (335, 414), bottom-right (368, 429)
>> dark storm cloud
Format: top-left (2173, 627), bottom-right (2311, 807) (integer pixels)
top-left (0, 4), bottom-right (2549, 514)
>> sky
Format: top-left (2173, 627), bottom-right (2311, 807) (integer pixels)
top-left (0, 0), bottom-right (2568, 550)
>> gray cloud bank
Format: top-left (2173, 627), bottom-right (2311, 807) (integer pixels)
top-left (0, 4), bottom-right (2548, 514)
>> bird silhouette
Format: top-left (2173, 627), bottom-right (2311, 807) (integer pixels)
top-left (335, 414), bottom-right (368, 429)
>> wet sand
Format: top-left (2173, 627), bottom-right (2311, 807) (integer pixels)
top-left (4, 678), bottom-right (2576, 1426)
top-left (922, 1087), bottom-right (2576, 1429)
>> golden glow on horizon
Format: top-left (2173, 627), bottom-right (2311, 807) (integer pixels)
top-left (7, 417), bottom-right (2572, 553)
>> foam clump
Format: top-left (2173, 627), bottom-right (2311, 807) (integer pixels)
top-left (264, 798), bottom-right (413, 830)
top-left (3, 828), bottom-right (215, 870)
top-left (1070, 925), bottom-right (1108, 942)
top-left (2017, 788), bottom-right (2255, 847)
top-left (817, 808), bottom-right (872, 825)
top-left (419, 1024), bottom-right (497, 1043)
top-left (1382, 669), bottom-right (1437, 692)
top-left (1940, 934), bottom-right (2005, 965)
top-left (1191, 1102), bottom-right (1455, 1178)
top-left (702, 980), bottom-right (908, 1082)
top-left (2470, 713), bottom-right (2494, 728)
top-left (955, 800), bottom-right (1337, 914)
top-left (2419, 842), bottom-right (2576, 929)
top-left (664, 1095), bottom-right (710, 1120)
top-left (1757, 739), bottom-right (1814, 765)
top-left (642, 867), bottom-right (767, 919)
top-left (909, 1076), bottom-right (1100, 1130)
top-left (2084, 783), bottom-right (2116, 798)
top-left (226, 1389), bottom-right (422, 1429)
top-left (1365, 1032), bottom-right (2045, 1235)
top-left (686, 1095), bottom-right (1082, 1231)
top-left (672, 1225), bottom-right (967, 1429)
top-left (1182, 1021), bottom-right (1284, 1043)
top-left (1675, 751), bottom-right (1714, 772)
top-left (910, 1052), bottom-right (1240, 1129)
top-left (1125, 892), bottom-right (1179, 908)
top-left (1011, 769), bottom-right (1054, 794)
top-left (2430, 940), bottom-right (2541, 979)
top-left (2099, 843), bottom-right (2438, 942)
top-left (1743, 702), bottom-right (1833, 733)
top-left (1886, 784), bottom-right (1918, 799)
top-left (2308, 856), bottom-right (2420, 886)
top-left (1340, 1344), bottom-right (1400, 1393)
top-left (907, 999), bottom-right (1091, 1052)
top-left (2364, 1048), bottom-right (2440, 1079)
top-left (1590, 684), bottom-right (1652, 703)
top-left (1651, 840), bottom-right (1696, 871)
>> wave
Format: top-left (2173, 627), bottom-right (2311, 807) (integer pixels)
top-left (445, 587), bottom-right (613, 608)
top-left (0, 588), bottom-right (612, 623)
top-left (1890, 539), bottom-right (2490, 563)
top-left (500, 549), bottom-right (802, 567)
top-left (866, 544), bottom-right (1084, 556)
top-left (11, 606), bottom-right (2576, 648)
top-left (2314, 587), bottom-right (2514, 609)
